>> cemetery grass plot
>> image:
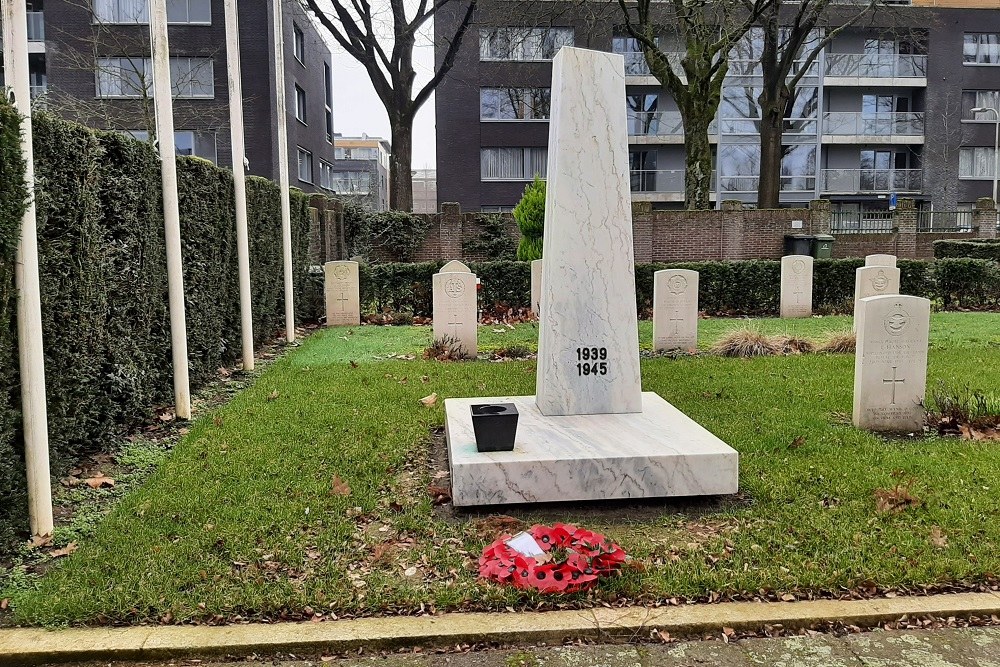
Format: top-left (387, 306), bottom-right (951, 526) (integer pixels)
top-left (4, 315), bottom-right (1000, 626)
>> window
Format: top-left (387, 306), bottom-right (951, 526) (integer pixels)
top-left (294, 85), bottom-right (307, 124)
top-left (93, 0), bottom-right (210, 24)
top-left (329, 171), bottom-right (372, 194)
top-left (293, 24), bottom-right (305, 64)
top-left (335, 147), bottom-right (378, 160)
top-left (480, 147), bottom-right (547, 180)
top-left (959, 147), bottom-right (998, 179)
top-left (97, 57), bottom-right (214, 98)
top-left (124, 129), bottom-right (217, 163)
top-left (964, 33), bottom-right (1000, 65)
top-left (324, 62), bottom-right (334, 142)
top-left (480, 88), bottom-right (550, 120)
top-left (479, 27), bottom-right (573, 61)
top-left (962, 91), bottom-right (1000, 120)
top-left (319, 160), bottom-right (334, 190)
top-left (297, 147), bottom-right (313, 183)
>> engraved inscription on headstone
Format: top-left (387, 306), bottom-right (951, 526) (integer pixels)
top-left (433, 264), bottom-right (478, 358)
top-left (324, 261), bottom-right (360, 327)
top-left (853, 294), bottom-right (930, 432)
top-left (853, 265), bottom-right (901, 329)
top-left (653, 269), bottom-right (699, 352)
top-left (780, 255), bottom-right (813, 318)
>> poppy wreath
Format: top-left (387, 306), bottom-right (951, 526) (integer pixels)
top-left (478, 523), bottom-right (627, 593)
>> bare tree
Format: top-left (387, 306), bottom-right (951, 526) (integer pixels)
top-left (301, 0), bottom-right (478, 211)
top-left (615, 0), bottom-right (776, 210)
top-left (753, 0), bottom-right (880, 208)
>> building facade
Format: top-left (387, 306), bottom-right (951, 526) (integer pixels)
top-left (328, 133), bottom-right (391, 210)
top-left (412, 168), bottom-right (437, 213)
top-left (4, 0), bottom-right (336, 193)
top-left (435, 1), bottom-right (1000, 226)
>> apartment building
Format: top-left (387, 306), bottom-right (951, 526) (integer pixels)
top-left (2, 0), bottom-right (336, 193)
top-left (435, 1), bottom-right (1000, 226)
top-left (412, 168), bottom-right (438, 214)
top-left (328, 133), bottom-right (391, 210)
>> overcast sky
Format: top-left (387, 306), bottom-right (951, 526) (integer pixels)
top-left (331, 43), bottom-right (438, 169)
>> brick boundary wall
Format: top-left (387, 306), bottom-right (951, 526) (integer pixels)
top-left (306, 197), bottom-right (998, 264)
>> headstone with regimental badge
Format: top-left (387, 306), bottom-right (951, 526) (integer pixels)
top-left (433, 261), bottom-right (477, 357)
top-left (853, 294), bottom-right (930, 432)
top-left (324, 261), bottom-right (360, 327)
top-left (866, 254), bottom-right (897, 268)
top-left (653, 269), bottom-right (699, 352)
top-left (780, 255), bottom-right (813, 318)
top-left (854, 265), bottom-right (901, 328)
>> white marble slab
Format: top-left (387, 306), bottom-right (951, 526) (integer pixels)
top-left (653, 269), bottom-right (699, 351)
top-left (780, 255), bottom-right (814, 318)
top-left (853, 294), bottom-right (930, 432)
top-left (535, 47), bottom-right (641, 416)
top-left (853, 265), bottom-right (901, 328)
top-left (432, 270), bottom-right (478, 358)
top-left (324, 261), bottom-right (360, 327)
top-left (440, 260), bottom-right (471, 273)
top-left (530, 259), bottom-right (543, 317)
top-left (446, 393), bottom-right (739, 506)
top-left (865, 254), bottom-right (897, 268)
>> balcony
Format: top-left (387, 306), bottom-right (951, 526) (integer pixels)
top-left (717, 175), bottom-right (816, 194)
top-left (631, 169), bottom-right (686, 194)
top-left (823, 54), bottom-right (926, 83)
top-left (821, 168), bottom-right (922, 195)
top-left (619, 51), bottom-right (684, 77)
top-left (822, 112), bottom-right (924, 141)
top-left (830, 211), bottom-right (895, 234)
top-left (626, 111), bottom-right (719, 142)
top-left (27, 11), bottom-right (43, 41)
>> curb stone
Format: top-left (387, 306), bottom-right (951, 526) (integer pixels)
top-left (2, 591), bottom-right (1000, 666)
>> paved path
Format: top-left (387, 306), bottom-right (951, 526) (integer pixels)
top-left (48, 626), bottom-right (1000, 667)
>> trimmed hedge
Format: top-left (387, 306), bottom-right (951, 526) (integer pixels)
top-left (934, 239), bottom-right (1000, 262)
top-left (0, 111), bottom-right (318, 543)
top-left (358, 258), bottom-right (1000, 317)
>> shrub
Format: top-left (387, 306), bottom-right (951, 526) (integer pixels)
top-left (710, 324), bottom-right (780, 357)
top-left (514, 177), bottom-right (545, 261)
top-left (369, 210), bottom-right (431, 262)
top-left (774, 335), bottom-right (816, 355)
top-left (817, 331), bottom-right (857, 354)
top-left (934, 239), bottom-right (1000, 262)
top-left (934, 258), bottom-right (1000, 310)
top-left (464, 214), bottom-right (518, 261)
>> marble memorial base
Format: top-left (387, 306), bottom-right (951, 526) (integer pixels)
top-left (445, 393), bottom-right (738, 507)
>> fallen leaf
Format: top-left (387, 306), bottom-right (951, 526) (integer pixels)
top-left (789, 435), bottom-right (806, 450)
top-left (28, 534), bottom-right (52, 549)
top-left (780, 593), bottom-right (796, 602)
top-left (0, 599), bottom-right (8, 610)
top-left (217, 366), bottom-right (232, 377)
top-left (213, 414), bottom-right (224, 427)
top-left (49, 542), bottom-right (78, 558)
top-left (403, 566), bottom-right (418, 577)
top-left (267, 390), bottom-right (280, 401)
top-left (419, 393), bottom-right (438, 407)
top-left (349, 360), bottom-right (359, 368)
top-left (428, 485), bottom-right (451, 505)
top-left (159, 411), bottom-right (174, 422)
top-left (930, 526), bottom-right (949, 548)
top-left (874, 481), bottom-right (922, 513)
top-left (331, 475), bottom-right (351, 496)
top-left (84, 476), bottom-right (115, 489)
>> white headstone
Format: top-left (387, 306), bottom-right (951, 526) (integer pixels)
top-left (780, 255), bottom-right (814, 318)
top-left (535, 48), bottom-right (641, 416)
top-left (440, 260), bottom-right (471, 273)
top-left (854, 265), bottom-right (901, 327)
top-left (853, 295), bottom-right (930, 432)
top-left (530, 259), bottom-right (543, 317)
top-left (653, 269), bottom-right (698, 352)
top-left (324, 261), bottom-right (360, 327)
top-left (433, 266), bottom-right (477, 358)
top-left (866, 254), bottom-right (897, 268)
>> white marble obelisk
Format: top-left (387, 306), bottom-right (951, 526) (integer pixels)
top-left (535, 48), bottom-right (641, 416)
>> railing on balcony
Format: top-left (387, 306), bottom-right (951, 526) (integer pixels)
top-left (830, 211), bottom-right (895, 234)
top-left (824, 53), bottom-right (926, 78)
top-left (27, 11), bottom-right (44, 41)
top-left (630, 169), bottom-right (686, 193)
top-left (821, 168), bottom-right (922, 194)
top-left (917, 210), bottom-right (975, 232)
top-left (29, 84), bottom-right (46, 99)
top-left (717, 175), bottom-right (816, 193)
top-left (626, 111), bottom-right (720, 136)
top-left (726, 59), bottom-right (819, 78)
top-left (822, 112), bottom-right (924, 137)
top-left (619, 51), bottom-right (685, 76)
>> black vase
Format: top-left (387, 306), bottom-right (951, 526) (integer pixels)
top-left (471, 403), bottom-right (519, 452)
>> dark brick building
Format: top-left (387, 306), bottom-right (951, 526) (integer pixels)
top-left (8, 0), bottom-right (335, 193)
top-left (435, 0), bottom-right (1000, 227)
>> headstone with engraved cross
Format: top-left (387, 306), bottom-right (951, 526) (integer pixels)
top-left (853, 294), bottom-right (931, 432)
top-left (780, 255), bottom-right (814, 318)
top-left (653, 269), bottom-right (699, 352)
top-left (432, 260), bottom-right (478, 358)
top-left (324, 261), bottom-right (360, 327)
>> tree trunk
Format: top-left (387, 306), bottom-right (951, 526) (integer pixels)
top-left (389, 119), bottom-right (413, 211)
top-left (757, 97), bottom-right (786, 209)
top-left (678, 100), bottom-right (715, 210)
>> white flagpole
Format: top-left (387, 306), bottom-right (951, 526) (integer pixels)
top-left (271, 0), bottom-right (295, 343)
top-left (149, 0), bottom-right (192, 418)
top-left (3, 0), bottom-right (53, 537)
top-left (224, 0), bottom-right (255, 371)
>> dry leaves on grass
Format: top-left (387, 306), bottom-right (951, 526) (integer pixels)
top-left (28, 534), bottom-right (53, 549)
top-left (428, 485), bottom-right (451, 505)
top-left (788, 435), bottom-right (806, 450)
top-left (49, 542), bottom-right (78, 558)
top-left (84, 475), bottom-right (115, 489)
top-left (930, 526), bottom-right (949, 548)
top-left (420, 393), bottom-right (438, 407)
top-left (267, 390), bottom-right (280, 401)
top-left (330, 475), bottom-right (352, 496)
top-left (874, 481), bottom-right (922, 513)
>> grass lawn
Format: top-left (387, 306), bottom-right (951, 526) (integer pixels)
top-left (4, 313), bottom-right (1000, 626)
